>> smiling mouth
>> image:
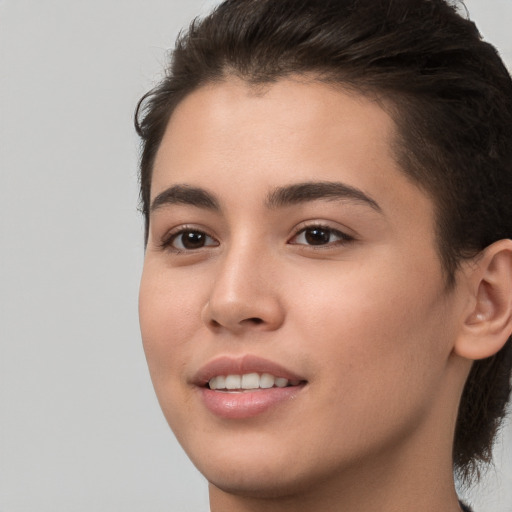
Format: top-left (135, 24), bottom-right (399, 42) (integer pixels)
top-left (208, 373), bottom-right (304, 392)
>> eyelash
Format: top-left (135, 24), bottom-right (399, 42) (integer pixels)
top-left (160, 226), bottom-right (219, 253)
top-left (288, 223), bottom-right (354, 248)
top-left (160, 223), bottom-right (354, 253)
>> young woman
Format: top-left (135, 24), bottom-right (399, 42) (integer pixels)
top-left (136, 1), bottom-right (512, 510)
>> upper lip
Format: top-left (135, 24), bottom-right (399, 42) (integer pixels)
top-left (193, 354), bottom-right (306, 386)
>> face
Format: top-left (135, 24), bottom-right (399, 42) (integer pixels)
top-left (139, 78), bottom-right (465, 499)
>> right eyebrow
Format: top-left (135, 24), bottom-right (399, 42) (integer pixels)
top-left (150, 185), bottom-right (220, 212)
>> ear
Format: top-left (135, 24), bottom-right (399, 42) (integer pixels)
top-left (454, 239), bottom-right (512, 361)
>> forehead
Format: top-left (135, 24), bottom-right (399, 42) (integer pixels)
top-left (154, 78), bottom-right (396, 181)
top-left (151, 77), bottom-right (434, 224)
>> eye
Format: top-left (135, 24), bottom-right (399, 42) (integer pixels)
top-left (289, 225), bottom-right (353, 246)
top-left (165, 229), bottom-right (219, 251)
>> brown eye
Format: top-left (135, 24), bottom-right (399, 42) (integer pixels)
top-left (304, 227), bottom-right (331, 245)
top-left (170, 230), bottom-right (218, 251)
top-left (290, 225), bottom-right (352, 246)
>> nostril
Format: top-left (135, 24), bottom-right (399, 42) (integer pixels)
top-left (206, 316), bottom-right (265, 329)
top-left (246, 317), bottom-right (264, 325)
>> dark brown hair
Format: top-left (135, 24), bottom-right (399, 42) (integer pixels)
top-left (135, 0), bottom-right (512, 481)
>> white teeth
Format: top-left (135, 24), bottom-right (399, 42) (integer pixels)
top-left (275, 377), bottom-right (288, 388)
top-left (208, 373), bottom-right (294, 391)
top-left (259, 373), bottom-right (275, 389)
top-left (214, 375), bottom-right (226, 389)
top-left (225, 375), bottom-right (241, 390)
top-left (241, 373), bottom-right (260, 389)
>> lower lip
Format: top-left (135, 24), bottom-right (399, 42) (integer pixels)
top-left (199, 385), bottom-right (304, 419)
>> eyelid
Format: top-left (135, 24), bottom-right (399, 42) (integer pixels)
top-left (160, 224), bottom-right (219, 252)
top-left (157, 220), bottom-right (354, 252)
top-left (287, 222), bottom-right (355, 247)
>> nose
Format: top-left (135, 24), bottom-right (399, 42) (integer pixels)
top-left (201, 243), bottom-right (285, 334)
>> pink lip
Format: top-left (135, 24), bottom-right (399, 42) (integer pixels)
top-left (193, 355), bottom-right (307, 419)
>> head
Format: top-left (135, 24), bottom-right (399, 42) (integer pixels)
top-left (136, 0), bottom-right (512, 487)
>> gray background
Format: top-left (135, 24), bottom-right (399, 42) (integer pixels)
top-left (0, 1), bottom-right (510, 511)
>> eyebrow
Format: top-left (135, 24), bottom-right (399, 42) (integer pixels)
top-left (265, 181), bottom-right (382, 212)
top-left (150, 185), bottom-right (220, 212)
top-left (150, 180), bottom-right (382, 214)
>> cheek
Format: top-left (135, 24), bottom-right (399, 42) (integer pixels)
top-left (277, 269), bottom-right (452, 465)
top-left (290, 255), bottom-right (451, 402)
top-left (138, 263), bottom-right (204, 381)
top-left (138, 265), bottom-right (206, 434)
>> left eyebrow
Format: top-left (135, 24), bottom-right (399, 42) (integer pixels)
top-left (265, 181), bottom-right (382, 212)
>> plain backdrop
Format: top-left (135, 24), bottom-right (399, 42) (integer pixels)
top-left (1, 1), bottom-right (511, 511)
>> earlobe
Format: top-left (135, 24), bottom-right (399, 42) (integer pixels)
top-left (455, 239), bottom-right (512, 361)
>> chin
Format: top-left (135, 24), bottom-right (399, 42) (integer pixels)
top-left (206, 467), bottom-right (315, 500)
top-left (187, 439), bottom-right (346, 501)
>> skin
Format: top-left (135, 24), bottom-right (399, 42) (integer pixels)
top-left (139, 78), bottom-right (493, 512)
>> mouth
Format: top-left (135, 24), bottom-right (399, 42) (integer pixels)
top-left (207, 372), bottom-right (303, 392)
top-left (194, 355), bottom-right (307, 419)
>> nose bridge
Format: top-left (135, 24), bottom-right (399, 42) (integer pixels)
top-left (218, 236), bottom-right (263, 295)
top-left (203, 233), bottom-right (284, 332)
